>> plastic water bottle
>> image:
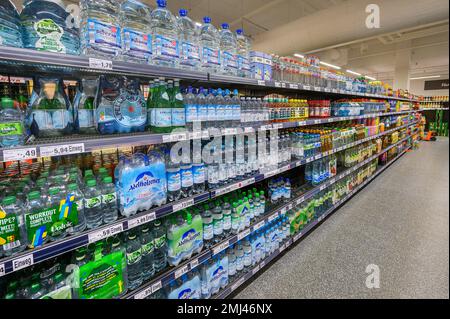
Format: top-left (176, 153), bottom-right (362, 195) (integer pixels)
top-left (120, 0), bottom-right (153, 63)
top-left (152, 220), bottom-right (167, 272)
top-left (140, 225), bottom-right (155, 281)
top-left (180, 155), bottom-right (193, 198)
top-left (199, 16), bottom-right (221, 73)
top-left (66, 183), bottom-right (87, 235)
top-left (219, 23), bottom-right (238, 76)
top-left (231, 90), bottom-right (241, 127)
top-left (125, 230), bottom-right (143, 290)
top-left (215, 88), bottom-right (226, 129)
top-left (0, 0), bottom-right (22, 48)
top-left (222, 199), bottom-right (232, 236)
top-left (184, 86), bottom-right (197, 131)
top-left (192, 161), bottom-right (206, 194)
top-left (236, 29), bottom-right (251, 78)
top-left (0, 87), bottom-right (25, 148)
top-left (212, 201), bottom-right (223, 242)
top-left (151, 0), bottom-right (179, 68)
top-left (101, 176), bottom-right (118, 224)
top-left (206, 88), bottom-right (216, 130)
top-left (177, 9), bottom-right (200, 70)
top-left (202, 204), bottom-right (213, 248)
top-left (0, 196), bottom-right (26, 258)
top-left (165, 147), bottom-right (181, 202)
top-left (222, 89), bottom-right (233, 127)
top-left (80, 0), bottom-right (121, 58)
top-left (196, 88), bottom-right (208, 129)
top-left (84, 179), bottom-right (103, 229)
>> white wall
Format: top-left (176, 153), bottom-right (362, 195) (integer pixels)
top-left (410, 78), bottom-right (449, 96)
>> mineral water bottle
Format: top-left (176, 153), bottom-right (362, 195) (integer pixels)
top-left (101, 176), bottom-right (118, 224)
top-left (212, 201), bottom-right (223, 242)
top-left (125, 230), bottom-right (143, 290)
top-left (0, 196), bottom-right (26, 258)
top-left (140, 225), bottom-right (155, 281)
top-left (170, 79), bottom-right (185, 129)
top-left (222, 199), bottom-right (232, 236)
top-left (120, 0), bottom-right (153, 63)
top-left (165, 147), bottom-right (181, 202)
top-left (177, 9), bottom-right (200, 70)
top-left (206, 88), bottom-right (216, 130)
top-left (202, 204), bottom-right (213, 248)
top-left (236, 29), bottom-right (251, 78)
top-left (215, 88), bottom-right (226, 129)
top-left (80, 0), bottom-right (121, 58)
top-left (73, 78), bottom-right (97, 134)
top-left (196, 87), bottom-right (208, 128)
top-left (184, 86), bottom-right (197, 131)
top-left (223, 89), bottom-right (233, 127)
top-left (180, 155), bottom-right (193, 198)
top-left (25, 191), bottom-right (48, 248)
top-left (199, 16), bottom-right (221, 73)
top-left (231, 90), bottom-right (241, 127)
top-left (0, 87), bottom-right (25, 147)
top-left (192, 161), bottom-right (206, 194)
top-left (0, 0), bottom-right (22, 48)
top-left (151, 0), bottom-right (180, 68)
top-left (219, 23), bottom-right (238, 76)
top-left (152, 219), bottom-right (167, 272)
top-left (66, 183), bottom-right (87, 235)
top-left (84, 179), bottom-right (103, 229)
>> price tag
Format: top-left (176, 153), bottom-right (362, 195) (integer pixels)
top-left (214, 186), bottom-right (231, 197)
top-left (12, 254), bottom-right (34, 272)
top-left (238, 228), bottom-right (251, 241)
top-left (128, 212), bottom-right (156, 229)
top-left (314, 154), bottom-right (321, 160)
top-left (314, 86), bottom-right (322, 92)
top-left (257, 80), bottom-right (266, 86)
top-left (231, 277), bottom-right (246, 291)
top-left (173, 198), bottom-right (195, 213)
top-left (89, 57), bottom-right (113, 70)
top-left (280, 207), bottom-right (287, 215)
top-left (268, 213), bottom-right (279, 222)
top-left (244, 127), bottom-right (255, 134)
top-left (190, 258), bottom-right (199, 269)
top-left (2, 147), bottom-right (37, 161)
top-left (327, 118), bottom-right (334, 123)
top-left (273, 123), bottom-right (283, 129)
top-left (252, 265), bottom-right (260, 275)
top-left (274, 82), bottom-right (282, 88)
top-left (152, 281), bottom-right (162, 293)
top-left (239, 178), bottom-right (255, 188)
top-left (260, 260), bottom-right (266, 268)
top-left (134, 287), bottom-right (152, 299)
top-left (264, 170), bottom-right (277, 179)
top-left (329, 178), bottom-right (336, 184)
top-left (212, 241), bottom-right (229, 256)
top-left (324, 88), bottom-right (331, 93)
top-left (298, 121), bottom-right (307, 126)
top-left (305, 157), bottom-right (312, 163)
top-left (254, 221), bottom-right (265, 231)
top-left (0, 263), bottom-right (5, 277)
top-left (281, 82), bottom-right (287, 88)
top-left (320, 185), bottom-right (326, 191)
top-left (189, 131), bottom-right (202, 140)
top-left (289, 84), bottom-right (299, 90)
top-left (314, 119), bottom-right (322, 124)
top-left (303, 85), bottom-right (311, 90)
top-left (163, 132), bottom-right (187, 143)
top-left (279, 244), bottom-right (286, 252)
top-left (332, 89), bottom-right (338, 93)
top-left (222, 128), bottom-right (237, 135)
top-left (294, 232), bottom-right (302, 242)
top-left (174, 265), bottom-right (189, 279)
top-left (88, 223), bottom-right (124, 243)
top-left (40, 143), bottom-right (85, 157)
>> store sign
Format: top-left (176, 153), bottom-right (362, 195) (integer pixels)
top-left (424, 79), bottom-right (449, 90)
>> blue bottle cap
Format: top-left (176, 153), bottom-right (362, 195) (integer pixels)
top-left (222, 23), bottom-right (229, 29)
top-left (225, 89), bottom-right (231, 95)
top-left (203, 16), bottom-right (211, 23)
top-left (236, 29), bottom-right (243, 35)
top-left (157, 0), bottom-right (166, 8)
top-left (233, 89), bottom-right (239, 95)
top-left (179, 9), bottom-right (187, 17)
top-left (217, 88), bottom-right (223, 95)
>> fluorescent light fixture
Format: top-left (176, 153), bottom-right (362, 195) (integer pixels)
top-left (294, 53), bottom-right (304, 59)
top-left (346, 69), bottom-right (361, 76)
top-left (410, 75), bottom-right (441, 80)
top-left (319, 61), bottom-right (341, 70)
top-left (195, 22), bottom-right (202, 27)
top-left (365, 75), bottom-right (377, 81)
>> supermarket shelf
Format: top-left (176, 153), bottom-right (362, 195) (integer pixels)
top-left (0, 122), bottom-right (416, 278)
top-left (0, 110), bottom-right (418, 162)
top-left (213, 146), bottom-right (412, 299)
top-left (126, 135), bottom-right (412, 299)
top-left (419, 108), bottom-right (449, 111)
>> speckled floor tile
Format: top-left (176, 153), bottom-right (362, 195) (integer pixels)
top-left (234, 138), bottom-right (449, 299)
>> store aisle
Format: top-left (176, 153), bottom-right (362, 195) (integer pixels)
top-left (235, 139), bottom-right (449, 299)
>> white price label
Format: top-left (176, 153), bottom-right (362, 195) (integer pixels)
top-left (163, 133), bottom-right (187, 143)
top-left (260, 124), bottom-right (273, 131)
top-left (89, 58), bottom-right (113, 70)
top-left (279, 244), bottom-right (286, 252)
top-left (2, 147), bottom-right (37, 161)
top-left (215, 186), bottom-right (231, 197)
top-left (40, 143), bottom-right (85, 157)
top-left (135, 287), bottom-right (152, 299)
top-left (128, 212), bottom-right (156, 229)
top-left (274, 82), bottom-right (281, 88)
top-left (303, 85), bottom-right (311, 90)
top-left (239, 178), bottom-right (255, 188)
top-left (320, 185), bottom-right (326, 191)
top-left (174, 265), bottom-right (189, 279)
top-left (238, 228), bottom-right (251, 241)
top-left (294, 232), bottom-right (302, 242)
top-left (324, 88), bottom-right (331, 92)
top-left (260, 260), bottom-right (266, 268)
top-left (213, 241), bottom-right (229, 256)
top-left (298, 121), bottom-right (307, 126)
top-left (244, 127), bottom-right (255, 133)
top-left (152, 281), bottom-right (162, 293)
top-left (327, 118), bottom-right (334, 123)
top-left (252, 265), bottom-right (260, 275)
top-left (190, 258), bottom-right (199, 270)
top-left (273, 123), bottom-right (283, 129)
top-left (305, 157), bottom-right (312, 163)
top-left (257, 80), bottom-right (266, 86)
top-left (280, 207), bottom-right (287, 215)
top-left (0, 263), bottom-right (5, 277)
top-left (281, 82), bottom-right (287, 88)
top-left (332, 89), bottom-right (338, 93)
top-left (12, 254), bottom-right (34, 272)
top-left (189, 131), bottom-right (202, 139)
top-left (232, 277), bottom-right (246, 291)
top-left (314, 86), bottom-right (322, 92)
top-left (173, 198), bottom-right (195, 212)
top-left (254, 221), bottom-right (265, 231)
top-left (289, 84), bottom-right (299, 89)
top-left (268, 213), bottom-right (279, 222)
top-left (264, 170), bottom-right (277, 179)
top-left (88, 223), bottom-right (124, 243)
top-left (314, 154), bottom-right (321, 160)
top-left (314, 119), bottom-right (322, 124)
top-left (222, 128), bottom-right (237, 135)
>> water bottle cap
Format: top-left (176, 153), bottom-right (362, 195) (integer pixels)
top-left (103, 176), bottom-right (113, 184)
top-left (233, 89), bottom-right (239, 95)
top-left (179, 9), bottom-right (188, 17)
top-left (28, 191), bottom-right (41, 200)
top-left (217, 88), bottom-right (223, 94)
top-left (203, 16), bottom-right (211, 23)
top-left (222, 23), bottom-right (229, 29)
top-left (157, 0), bottom-right (167, 8)
top-left (87, 179), bottom-right (96, 187)
top-left (236, 29), bottom-right (243, 35)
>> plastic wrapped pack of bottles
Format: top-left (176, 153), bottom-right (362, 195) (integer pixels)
top-left (72, 77), bottom-right (97, 134)
top-left (0, 84), bottom-right (26, 148)
top-left (20, 0), bottom-right (80, 55)
top-left (0, 0), bottom-right (22, 48)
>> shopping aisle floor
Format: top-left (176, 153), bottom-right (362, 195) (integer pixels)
top-left (235, 138), bottom-right (449, 299)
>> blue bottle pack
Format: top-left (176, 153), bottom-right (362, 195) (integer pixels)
top-left (95, 76), bottom-right (147, 134)
top-left (167, 272), bottom-right (201, 300)
top-left (201, 254), bottom-right (229, 298)
top-left (0, 0), bottom-right (22, 48)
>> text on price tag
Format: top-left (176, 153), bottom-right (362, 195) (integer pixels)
top-left (231, 277), bottom-right (246, 291)
top-left (88, 223), bottom-right (124, 243)
top-left (128, 212), bottom-right (156, 229)
top-left (2, 147), bottom-right (37, 161)
top-left (135, 287), bottom-right (152, 299)
top-left (12, 254), bottom-right (34, 272)
top-left (212, 241), bottom-right (229, 256)
top-left (40, 143), bottom-right (85, 157)
top-left (89, 58), bottom-right (113, 70)
top-left (289, 84), bottom-right (299, 89)
top-left (0, 263), bottom-right (5, 277)
top-left (173, 198), bottom-right (195, 213)
top-left (257, 80), bottom-right (266, 86)
top-left (254, 221), bottom-right (265, 231)
top-left (237, 228), bottom-right (251, 241)
top-left (174, 265), bottom-right (189, 279)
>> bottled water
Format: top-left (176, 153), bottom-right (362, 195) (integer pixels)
top-left (170, 79), bottom-right (185, 129)
top-left (140, 225), bottom-right (155, 281)
top-left (101, 176), bottom-right (118, 224)
top-left (196, 88), bottom-right (208, 128)
top-left (125, 230), bottom-right (143, 290)
top-left (192, 161), bottom-right (206, 194)
top-left (21, 0), bottom-right (79, 54)
top-left (66, 183), bottom-right (87, 235)
top-left (84, 179), bottom-right (103, 229)
top-left (0, 0), bottom-right (22, 48)
top-left (152, 219), bottom-right (167, 272)
top-left (151, 0), bottom-right (179, 68)
top-left (0, 86), bottom-right (25, 147)
top-left (25, 191), bottom-right (48, 248)
top-left (149, 79), bottom-right (172, 133)
top-left (206, 88), bottom-right (216, 130)
top-left (212, 201), bottom-right (223, 242)
top-left (73, 78), bottom-right (97, 134)
top-left (227, 247), bottom-right (236, 279)
top-left (219, 23), bottom-right (238, 76)
top-left (177, 9), bottom-right (200, 70)
top-left (231, 90), bottom-right (241, 127)
top-left (236, 29), bottom-right (251, 78)
top-left (199, 16), bottom-right (221, 73)
top-left (0, 196), bottom-right (26, 258)
top-left (201, 204), bottom-right (213, 248)
top-left (231, 202), bottom-right (240, 235)
top-left (120, 0), bottom-right (153, 63)
top-left (243, 240), bottom-right (252, 271)
top-left (223, 89), bottom-right (233, 127)
top-left (165, 147), bottom-right (181, 202)
top-left (80, 0), bottom-right (121, 58)
top-left (180, 155), bottom-right (193, 198)
top-left (215, 88), bottom-right (226, 129)
top-left (222, 199), bottom-right (232, 236)
top-left (184, 86), bottom-right (197, 131)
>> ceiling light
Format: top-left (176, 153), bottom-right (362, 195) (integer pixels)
top-left (319, 61), bottom-right (341, 70)
top-left (410, 75), bottom-right (441, 80)
top-left (347, 70), bottom-right (361, 76)
top-left (294, 53), bottom-right (304, 59)
top-left (365, 75), bottom-right (377, 81)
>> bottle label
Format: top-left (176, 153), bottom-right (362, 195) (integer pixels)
top-left (172, 108), bottom-right (186, 126)
top-left (154, 234), bottom-right (166, 249)
top-left (213, 218), bottom-right (223, 236)
top-left (237, 55), bottom-right (251, 71)
top-left (78, 109), bottom-right (94, 128)
top-left (102, 192), bottom-right (117, 205)
top-left (198, 104), bottom-right (208, 121)
top-left (222, 51), bottom-right (238, 69)
top-left (142, 241), bottom-right (154, 254)
top-left (203, 223), bottom-right (213, 240)
top-left (167, 170), bottom-right (181, 192)
top-left (153, 108), bottom-right (172, 128)
top-left (223, 214), bottom-right (231, 231)
top-left (0, 122), bottom-right (23, 137)
top-left (86, 196), bottom-right (101, 209)
top-left (33, 18), bottom-right (66, 53)
top-left (87, 19), bottom-right (121, 49)
top-left (185, 104), bottom-right (198, 123)
top-left (181, 167), bottom-right (193, 188)
top-left (154, 35), bottom-right (179, 59)
top-left (127, 248), bottom-right (142, 264)
top-left (225, 105), bottom-right (233, 121)
top-left (233, 104), bottom-right (240, 121)
top-left (0, 211), bottom-right (20, 251)
top-left (236, 256), bottom-right (243, 271)
top-left (24, 201), bottom-right (79, 248)
top-left (123, 29), bottom-right (152, 60)
top-left (207, 104), bottom-right (216, 121)
top-left (168, 218), bottom-right (203, 258)
top-left (192, 165), bottom-right (205, 184)
top-left (216, 104), bottom-right (226, 121)
top-left (243, 252), bottom-right (251, 267)
top-left (181, 42), bottom-right (200, 62)
top-left (202, 47), bottom-right (220, 66)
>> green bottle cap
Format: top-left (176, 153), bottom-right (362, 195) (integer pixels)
top-left (103, 176), bottom-right (113, 184)
top-left (28, 191), bottom-right (41, 200)
top-left (31, 283), bottom-right (40, 294)
top-left (84, 170), bottom-right (94, 177)
top-left (98, 167), bottom-right (108, 174)
top-left (68, 183), bottom-right (78, 191)
top-left (2, 196), bottom-right (16, 205)
top-left (49, 188), bottom-right (59, 196)
top-left (87, 179), bottom-right (96, 187)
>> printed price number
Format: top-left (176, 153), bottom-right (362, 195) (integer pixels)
top-left (0, 263), bottom-right (5, 277)
top-left (324, 88), bottom-right (331, 93)
top-left (314, 86), bottom-right (322, 92)
top-left (40, 143), bottom-right (85, 157)
top-left (268, 213), bottom-right (279, 222)
top-left (89, 223), bottom-right (124, 243)
top-left (257, 80), bottom-right (266, 86)
top-left (163, 132), bottom-right (187, 143)
top-left (222, 128), bottom-right (237, 135)
top-left (189, 131), bottom-right (202, 140)
top-left (135, 287), bottom-right (152, 299)
top-left (260, 124), bottom-right (273, 131)
top-left (152, 281), bottom-right (162, 293)
top-left (2, 147), bottom-right (37, 161)
top-left (327, 118), bottom-right (334, 123)
top-left (314, 154), bottom-right (321, 160)
top-left (303, 85), bottom-right (311, 90)
top-left (289, 84), bottom-right (299, 90)
top-left (12, 254), bottom-right (34, 272)
top-left (238, 228), bottom-right (251, 241)
top-left (294, 232), bottom-right (302, 242)
top-left (244, 127), bottom-right (255, 134)
top-left (254, 221), bottom-right (265, 231)
top-left (213, 241), bottom-right (229, 256)
top-left (174, 265), bottom-right (189, 279)
top-left (128, 212), bottom-right (156, 229)
top-left (320, 185), bottom-right (326, 191)
top-left (273, 123), bottom-right (283, 129)
top-left (173, 198), bottom-right (194, 212)
top-left (274, 81), bottom-right (282, 88)
top-left (280, 207), bottom-right (287, 215)
top-left (89, 58), bottom-right (113, 70)
top-left (231, 277), bottom-right (246, 291)
top-left (281, 82), bottom-right (287, 88)
top-left (190, 258), bottom-right (199, 270)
